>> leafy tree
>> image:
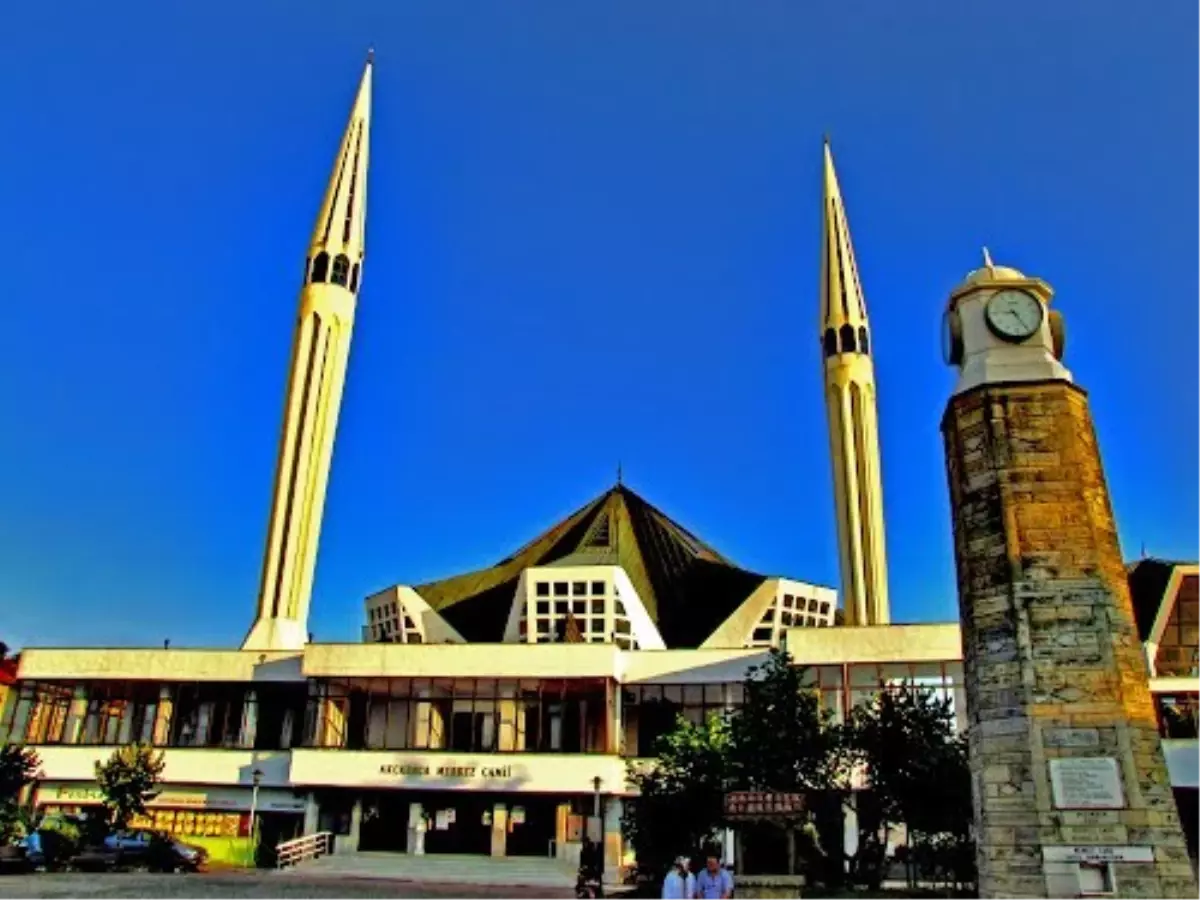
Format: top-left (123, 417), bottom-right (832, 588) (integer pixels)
top-left (622, 712), bottom-right (732, 885)
top-left (0, 744), bottom-right (39, 845)
top-left (0, 744), bottom-right (39, 802)
top-left (727, 649), bottom-right (838, 793)
top-left (843, 684), bottom-right (974, 890)
top-left (726, 649), bottom-right (840, 876)
top-left (94, 744), bottom-right (165, 832)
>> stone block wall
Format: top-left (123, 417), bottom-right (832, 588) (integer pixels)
top-left (942, 382), bottom-right (1195, 898)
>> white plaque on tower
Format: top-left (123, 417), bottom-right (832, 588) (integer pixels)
top-left (1049, 757), bottom-right (1125, 810)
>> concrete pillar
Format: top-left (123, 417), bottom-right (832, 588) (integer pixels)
top-left (490, 803), bottom-right (508, 857)
top-left (603, 796), bottom-right (624, 871)
top-left (303, 793), bottom-right (319, 835)
top-left (408, 803), bottom-right (426, 855)
top-left (335, 798), bottom-right (362, 855)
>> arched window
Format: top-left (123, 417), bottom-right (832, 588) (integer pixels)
top-left (839, 323), bottom-right (857, 354)
top-left (823, 328), bottom-right (838, 358)
top-left (311, 252), bottom-right (330, 284)
top-left (858, 326), bottom-right (870, 356)
top-left (331, 254), bottom-right (350, 287)
top-left (349, 263), bottom-right (360, 294)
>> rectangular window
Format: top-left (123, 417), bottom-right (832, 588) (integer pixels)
top-left (572, 582), bottom-right (587, 596)
top-left (553, 582), bottom-right (569, 597)
top-left (536, 600), bottom-right (550, 615)
top-left (591, 581), bottom-right (606, 595)
top-left (536, 582), bottom-right (550, 597)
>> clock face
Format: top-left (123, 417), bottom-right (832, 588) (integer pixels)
top-left (985, 289), bottom-right (1044, 343)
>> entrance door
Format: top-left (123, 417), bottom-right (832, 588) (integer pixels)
top-left (359, 793), bottom-right (409, 853)
top-left (422, 794), bottom-right (492, 855)
top-left (504, 796), bottom-right (557, 857)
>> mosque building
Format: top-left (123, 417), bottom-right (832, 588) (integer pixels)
top-left (2, 57), bottom-right (1195, 873)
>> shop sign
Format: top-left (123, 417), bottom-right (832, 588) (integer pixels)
top-left (40, 784), bottom-right (303, 813)
top-left (511, 806), bottom-right (526, 825)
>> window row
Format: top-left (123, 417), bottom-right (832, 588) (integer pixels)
top-left (821, 324), bottom-right (871, 358)
top-left (308, 678), bottom-right (612, 754)
top-left (534, 580), bottom-right (607, 598)
top-left (1, 681), bottom-right (306, 750)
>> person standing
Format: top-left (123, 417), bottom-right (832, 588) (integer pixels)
top-left (693, 852), bottom-right (734, 899)
top-left (662, 856), bottom-right (695, 899)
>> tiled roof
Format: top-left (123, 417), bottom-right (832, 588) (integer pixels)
top-left (414, 485), bottom-right (768, 647)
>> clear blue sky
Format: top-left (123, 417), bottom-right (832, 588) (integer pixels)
top-left (1, 2), bottom-right (1195, 649)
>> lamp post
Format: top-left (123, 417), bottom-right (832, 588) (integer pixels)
top-left (249, 768), bottom-right (264, 867)
top-left (592, 775), bottom-right (605, 897)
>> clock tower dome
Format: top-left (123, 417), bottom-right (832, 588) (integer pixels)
top-left (941, 254), bottom-right (1194, 897)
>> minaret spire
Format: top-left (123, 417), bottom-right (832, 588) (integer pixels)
top-left (819, 140), bottom-right (891, 627)
top-left (243, 57), bottom-right (373, 651)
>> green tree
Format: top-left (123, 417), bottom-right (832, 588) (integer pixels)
top-left (0, 744), bottom-right (39, 803)
top-left (622, 712), bottom-right (732, 884)
top-left (726, 649), bottom-right (840, 876)
top-left (843, 684), bottom-right (974, 889)
top-left (94, 744), bottom-right (165, 832)
top-left (0, 744), bottom-right (40, 845)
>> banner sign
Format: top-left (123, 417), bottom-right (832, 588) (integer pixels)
top-left (723, 791), bottom-right (805, 820)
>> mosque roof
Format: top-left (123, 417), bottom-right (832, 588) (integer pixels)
top-left (414, 484), bottom-right (769, 647)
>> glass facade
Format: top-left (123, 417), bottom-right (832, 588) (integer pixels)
top-left (304, 677), bottom-right (612, 754)
top-left (1155, 575), bottom-right (1199, 677)
top-left (1, 680), bottom-right (306, 750)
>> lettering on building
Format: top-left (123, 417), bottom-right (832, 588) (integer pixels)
top-left (379, 763), bottom-right (514, 780)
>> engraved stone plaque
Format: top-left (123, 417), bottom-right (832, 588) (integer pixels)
top-left (1043, 845), bottom-right (1154, 863)
top-left (1049, 757), bottom-right (1125, 810)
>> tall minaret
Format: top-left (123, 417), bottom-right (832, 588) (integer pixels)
top-left (819, 139), bottom-right (890, 626)
top-left (243, 56), bottom-right (372, 651)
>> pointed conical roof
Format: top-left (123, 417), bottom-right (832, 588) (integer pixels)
top-left (820, 140), bottom-right (869, 331)
top-left (309, 55), bottom-right (372, 259)
top-left (414, 485), bottom-right (768, 647)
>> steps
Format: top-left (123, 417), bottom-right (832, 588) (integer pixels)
top-left (280, 851), bottom-right (578, 888)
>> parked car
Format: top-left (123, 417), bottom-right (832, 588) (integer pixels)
top-left (73, 829), bottom-right (207, 872)
top-left (0, 842), bottom-right (34, 874)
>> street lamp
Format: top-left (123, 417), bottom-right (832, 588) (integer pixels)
top-left (592, 775), bottom-right (605, 897)
top-left (249, 768), bottom-right (264, 867)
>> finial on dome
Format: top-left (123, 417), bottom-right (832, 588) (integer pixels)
top-left (982, 246), bottom-right (995, 270)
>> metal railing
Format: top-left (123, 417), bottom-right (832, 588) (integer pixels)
top-left (276, 831), bottom-right (333, 868)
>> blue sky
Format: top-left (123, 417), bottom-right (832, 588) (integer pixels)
top-left (0, 2), bottom-right (1195, 649)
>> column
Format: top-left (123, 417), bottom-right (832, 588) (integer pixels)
top-left (603, 796), bottom-right (624, 872)
top-left (303, 793), bottom-right (319, 834)
top-left (335, 798), bottom-right (362, 855)
top-left (408, 802), bottom-right (426, 855)
top-left (490, 804), bottom-right (508, 858)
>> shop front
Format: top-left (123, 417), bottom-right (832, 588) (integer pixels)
top-left (33, 782), bottom-right (307, 864)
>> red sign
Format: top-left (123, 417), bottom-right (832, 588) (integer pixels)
top-left (723, 791), bottom-right (805, 820)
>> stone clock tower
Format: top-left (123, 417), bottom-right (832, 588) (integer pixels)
top-left (941, 253), bottom-right (1194, 898)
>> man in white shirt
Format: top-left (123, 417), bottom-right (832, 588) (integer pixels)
top-left (662, 856), bottom-right (695, 899)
